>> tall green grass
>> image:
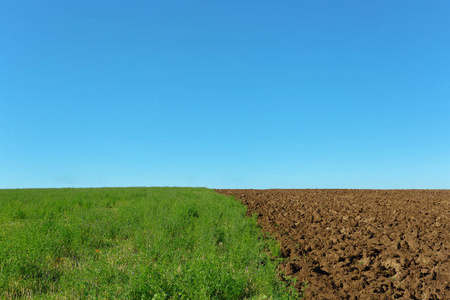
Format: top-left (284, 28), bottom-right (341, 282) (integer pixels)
top-left (0, 187), bottom-right (298, 299)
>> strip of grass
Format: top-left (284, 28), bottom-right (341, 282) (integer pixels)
top-left (0, 187), bottom-right (298, 299)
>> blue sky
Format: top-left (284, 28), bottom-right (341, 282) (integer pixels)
top-left (1, 1), bottom-right (449, 189)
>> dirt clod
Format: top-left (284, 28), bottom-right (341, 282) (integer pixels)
top-left (216, 189), bottom-right (450, 299)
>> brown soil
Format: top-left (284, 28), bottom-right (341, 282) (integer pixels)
top-left (215, 189), bottom-right (450, 300)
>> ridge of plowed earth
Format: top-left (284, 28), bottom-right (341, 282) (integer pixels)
top-left (215, 189), bottom-right (450, 300)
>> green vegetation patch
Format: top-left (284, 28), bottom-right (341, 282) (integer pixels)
top-left (0, 187), bottom-right (298, 299)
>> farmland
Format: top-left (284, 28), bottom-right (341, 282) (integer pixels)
top-left (0, 187), bottom-right (297, 299)
top-left (2, 187), bottom-right (448, 299)
top-left (216, 189), bottom-right (450, 299)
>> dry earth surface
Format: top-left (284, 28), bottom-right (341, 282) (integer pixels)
top-left (215, 189), bottom-right (450, 300)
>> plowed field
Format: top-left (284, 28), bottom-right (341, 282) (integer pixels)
top-left (215, 189), bottom-right (450, 300)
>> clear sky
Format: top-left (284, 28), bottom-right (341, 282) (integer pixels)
top-left (1, 1), bottom-right (449, 189)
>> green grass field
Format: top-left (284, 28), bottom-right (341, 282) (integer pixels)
top-left (0, 187), bottom-right (299, 299)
